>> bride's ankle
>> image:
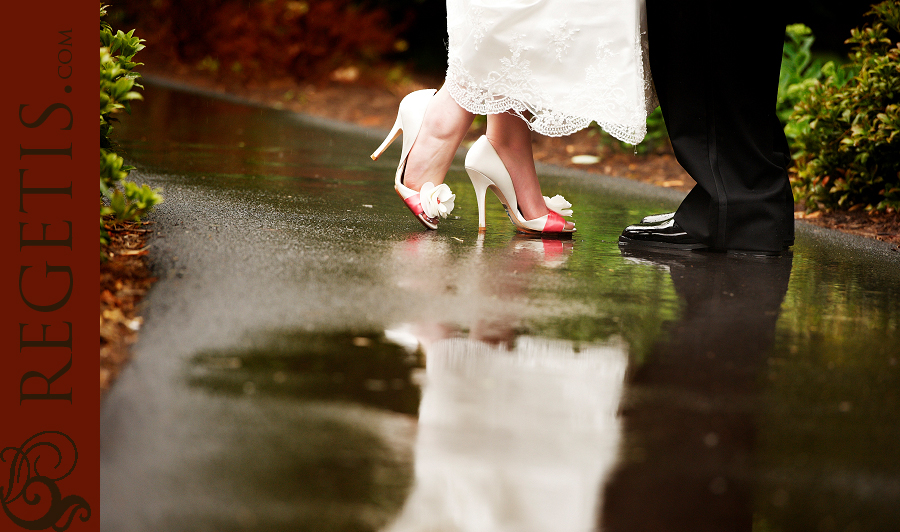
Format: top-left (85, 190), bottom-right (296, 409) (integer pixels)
top-left (518, 200), bottom-right (549, 222)
top-left (402, 173), bottom-right (444, 192)
top-left (403, 136), bottom-right (455, 191)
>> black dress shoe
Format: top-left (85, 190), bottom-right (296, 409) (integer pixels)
top-left (618, 219), bottom-right (707, 250)
top-left (638, 212), bottom-right (796, 249)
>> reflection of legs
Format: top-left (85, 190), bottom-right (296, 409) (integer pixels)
top-left (403, 86), bottom-right (474, 192)
top-left (487, 112), bottom-right (574, 229)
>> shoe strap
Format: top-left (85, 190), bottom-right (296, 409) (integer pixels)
top-left (403, 193), bottom-right (425, 216)
top-left (543, 211), bottom-right (566, 233)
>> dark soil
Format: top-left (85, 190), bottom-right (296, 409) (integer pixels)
top-left (100, 218), bottom-right (155, 396)
top-left (795, 208), bottom-right (900, 245)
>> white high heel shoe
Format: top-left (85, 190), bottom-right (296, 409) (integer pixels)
top-left (464, 136), bottom-right (575, 235)
top-left (370, 89), bottom-right (455, 230)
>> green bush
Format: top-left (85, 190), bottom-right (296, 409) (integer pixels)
top-left (100, 5), bottom-right (162, 247)
top-left (778, 24), bottom-right (827, 126)
top-left (789, 0), bottom-right (900, 212)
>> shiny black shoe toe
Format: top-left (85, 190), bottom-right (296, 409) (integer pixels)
top-left (618, 219), bottom-right (708, 250)
top-left (639, 212), bottom-right (795, 249)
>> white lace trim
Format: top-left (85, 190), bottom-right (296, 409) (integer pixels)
top-left (445, 0), bottom-right (656, 144)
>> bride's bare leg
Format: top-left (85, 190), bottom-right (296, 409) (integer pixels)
top-left (403, 86), bottom-right (475, 191)
top-left (487, 113), bottom-right (574, 229)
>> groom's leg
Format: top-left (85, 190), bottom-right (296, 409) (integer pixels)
top-left (646, 0), bottom-right (791, 252)
top-left (774, 114), bottom-right (796, 246)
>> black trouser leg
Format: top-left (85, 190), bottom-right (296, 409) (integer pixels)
top-left (773, 115), bottom-right (796, 245)
top-left (647, 0), bottom-right (792, 252)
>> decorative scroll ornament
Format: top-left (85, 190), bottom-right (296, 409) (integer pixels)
top-left (1, 431), bottom-right (91, 531)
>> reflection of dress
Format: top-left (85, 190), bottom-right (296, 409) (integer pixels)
top-left (445, 0), bottom-right (654, 142)
top-left (386, 335), bottom-right (628, 531)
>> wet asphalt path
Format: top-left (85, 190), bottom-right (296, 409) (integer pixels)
top-left (101, 81), bottom-right (900, 532)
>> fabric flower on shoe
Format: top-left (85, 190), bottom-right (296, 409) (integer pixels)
top-left (544, 194), bottom-right (573, 217)
top-left (419, 182), bottom-right (456, 219)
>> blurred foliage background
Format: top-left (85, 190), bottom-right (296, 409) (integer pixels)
top-left (104, 0), bottom-right (897, 213)
top-left (105, 0), bottom-right (876, 80)
top-left (105, 0), bottom-right (448, 83)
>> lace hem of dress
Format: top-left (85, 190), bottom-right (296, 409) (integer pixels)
top-left (445, 77), bottom-right (590, 138)
top-left (446, 58), bottom-right (650, 143)
top-left (445, 2), bottom-right (657, 144)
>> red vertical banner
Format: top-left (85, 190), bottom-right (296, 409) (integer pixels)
top-left (0, 2), bottom-right (97, 532)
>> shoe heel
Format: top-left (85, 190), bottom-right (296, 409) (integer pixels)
top-left (465, 135), bottom-right (575, 235)
top-left (370, 114), bottom-right (402, 161)
top-left (466, 167), bottom-right (493, 230)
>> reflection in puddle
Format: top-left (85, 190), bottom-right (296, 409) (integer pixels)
top-left (379, 228), bottom-right (628, 529)
top-left (182, 332), bottom-right (419, 531)
top-left (603, 248), bottom-right (793, 532)
top-left (188, 328), bottom-right (627, 530)
top-left (385, 330), bottom-right (626, 531)
top-left (190, 332), bottom-right (423, 415)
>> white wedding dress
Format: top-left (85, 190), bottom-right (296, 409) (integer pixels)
top-left (445, 0), bottom-right (654, 144)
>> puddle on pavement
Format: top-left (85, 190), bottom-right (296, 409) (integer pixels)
top-left (190, 332), bottom-right (422, 415)
top-left (189, 328), bottom-right (628, 532)
top-left (103, 82), bottom-right (900, 531)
